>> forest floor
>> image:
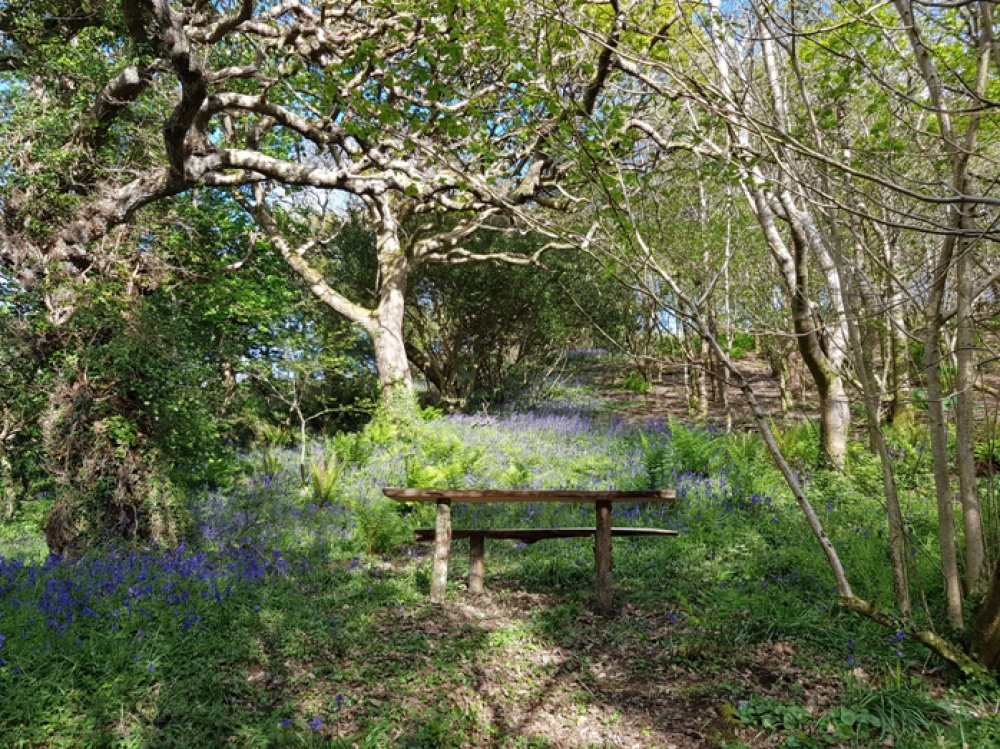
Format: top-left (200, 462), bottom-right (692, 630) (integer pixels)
top-left (1, 354), bottom-right (992, 749)
top-left (325, 574), bottom-right (851, 749)
top-left (597, 355), bottom-right (782, 425)
top-left (319, 356), bottom-right (960, 749)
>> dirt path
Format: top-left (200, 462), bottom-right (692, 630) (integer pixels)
top-left (365, 587), bottom-right (841, 749)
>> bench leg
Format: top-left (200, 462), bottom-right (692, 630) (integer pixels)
top-left (430, 499), bottom-right (452, 603)
top-left (469, 534), bottom-right (485, 594)
top-left (595, 500), bottom-right (613, 612)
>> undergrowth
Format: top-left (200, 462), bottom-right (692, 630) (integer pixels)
top-left (0, 402), bottom-right (996, 747)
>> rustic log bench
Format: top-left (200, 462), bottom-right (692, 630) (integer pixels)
top-left (383, 489), bottom-right (677, 611)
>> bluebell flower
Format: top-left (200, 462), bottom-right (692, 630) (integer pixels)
top-left (308, 716), bottom-right (323, 731)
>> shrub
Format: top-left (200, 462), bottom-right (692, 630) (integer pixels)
top-left (639, 432), bottom-right (670, 490)
top-left (772, 420), bottom-right (821, 469)
top-left (309, 452), bottom-right (342, 505)
top-left (352, 499), bottom-right (404, 556)
top-left (722, 430), bottom-right (772, 498)
top-left (622, 372), bottom-right (651, 394)
top-left (668, 420), bottom-right (718, 476)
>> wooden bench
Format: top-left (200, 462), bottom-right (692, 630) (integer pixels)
top-left (383, 489), bottom-right (677, 611)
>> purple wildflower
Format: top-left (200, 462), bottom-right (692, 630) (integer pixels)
top-left (308, 716), bottom-right (323, 731)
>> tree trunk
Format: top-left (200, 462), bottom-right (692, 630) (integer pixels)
top-left (837, 242), bottom-right (912, 616)
top-left (769, 342), bottom-right (794, 416)
top-left (956, 239), bottom-right (987, 596)
top-left (881, 234), bottom-right (913, 424)
top-left (709, 3), bottom-right (849, 463)
top-left (887, 298), bottom-right (913, 424)
top-left (369, 202), bottom-right (415, 414)
top-left (373, 272), bottom-right (413, 405)
top-left (817, 377), bottom-right (850, 469)
top-left (1, 452), bottom-right (19, 521)
top-left (927, 300), bottom-right (965, 629)
top-left (696, 335), bottom-right (709, 418)
top-left (973, 559), bottom-right (1000, 669)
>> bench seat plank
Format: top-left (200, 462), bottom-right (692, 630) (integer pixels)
top-left (385, 488), bottom-right (675, 503)
top-left (415, 527), bottom-right (678, 544)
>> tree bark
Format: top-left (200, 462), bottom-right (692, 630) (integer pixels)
top-left (888, 299), bottom-right (913, 424)
top-left (373, 254), bottom-right (414, 406)
top-left (956, 238), bottom-right (987, 596)
top-left (926, 284), bottom-right (965, 629)
top-left (973, 559), bottom-right (1000, 670)
top-left (1, 452), bottom-right (19, 521)
top-left (883, 236), bottom-right (913, 424)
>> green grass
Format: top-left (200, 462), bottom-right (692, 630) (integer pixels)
top-left (0, 406), bottom-right (997, 747)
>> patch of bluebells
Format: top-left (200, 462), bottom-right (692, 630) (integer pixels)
top-left (190, 472), bottom-right (350, 552)
top-left (361, 414), bottom-right (793, 545)
top-left (0, 542), bottom-right (290, 673)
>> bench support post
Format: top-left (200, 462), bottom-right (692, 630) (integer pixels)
top-left (594, 500), bottom-right (613, 612)
top-left (430, 499), bottom-right (452, 603)
top-left (469, 534), bottom-right (485, 594)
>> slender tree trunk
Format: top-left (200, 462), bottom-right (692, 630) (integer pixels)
top-left (696, 334), bottom-right (709, 418)
top-left (772, 351), bottom-right (793, 416)
top-left (836, 241), bottom-right (912, 615)
top-left (1, 452), bottom-right (19, 521)
top-left (926, 248), bottom-right (965, 627)
top-left (888, 299), bottom-right (913, 424)
top-left (682, 356), bottom-right (692, 412)
top-left (956, 238), bottom-right (987, 595)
